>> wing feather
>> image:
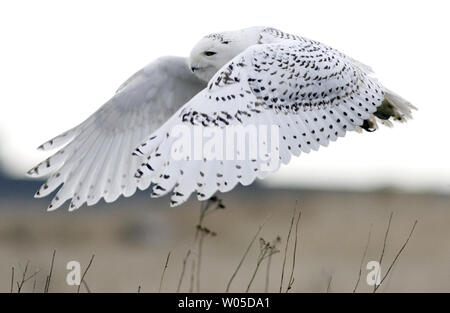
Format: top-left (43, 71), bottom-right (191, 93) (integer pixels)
top-left (134, 40), bottom-right (385, 207)
top-left (29, 56), bottom-right (205, 210)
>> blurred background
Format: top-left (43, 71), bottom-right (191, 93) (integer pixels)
top-left (0, 0), bottom-right (449, 292)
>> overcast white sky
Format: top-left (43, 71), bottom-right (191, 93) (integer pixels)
top-left (0, 0), bottom-right (449, 192)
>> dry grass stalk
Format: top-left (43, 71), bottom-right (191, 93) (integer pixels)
top-left (193, 196), bottom-right (223, 292)
top-left (246, 237), bottom-right (279, 293)
top-left (77, 254), bottom-right (95, 293)
top-left (353, 224), bottom-right (373, 293)
top-left (82, 280), bottom-right (91, 293)
top-left (16, 261), bottom-right (40, 293)
top-left (279, 207), bottom-right (296, 293)
top-left (225, 215), bottom-right (269, 293)
top-left (33, 274), bottom-right (37, 293)
top-left (10, 267), bottom-right (14, 293)
top-left (16, 261), bottom-right (29, 293)
top-left (374, 220), bottom-right (418, 293)
top-left (44, 249), bottom-right (56, 293)
top-left (326, 275), bottom-right (332, 293)
top-left (264, 236), bottom-right (281, 293)
top-left (286, 208), bottom-right (302, 293)
top-left (176, 249), bottom-right (191, 293)
top-left (264, 255), bottom-right (272, 293)
top-left (374, 212), bottom-right (393, 292)
top-left (189, 259), bottom-right (195, 293)
top-left (158, 252), bottom-right (171, 292)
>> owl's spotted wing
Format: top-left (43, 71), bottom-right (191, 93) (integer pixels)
top-left (134, 41), bottom-right (386, 206)
top-left (28, 56), bottom-right (205, 210)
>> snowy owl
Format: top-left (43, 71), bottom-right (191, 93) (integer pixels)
top-left (28, 26), bottom-right (416, 211)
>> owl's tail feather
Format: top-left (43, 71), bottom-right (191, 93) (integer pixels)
top-left (360, 89), bottom-right (417, 132)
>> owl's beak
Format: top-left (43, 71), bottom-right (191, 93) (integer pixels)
top-left (191, 66), bottom-right (199, 72)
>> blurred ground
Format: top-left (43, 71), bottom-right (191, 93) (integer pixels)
top-left (0, 184), bottom-right (449, 293)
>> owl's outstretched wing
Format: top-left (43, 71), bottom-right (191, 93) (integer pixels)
top-left (28, 56), bottom-right (205, 210)
top-left (133, 41), bottom-right (386, 206)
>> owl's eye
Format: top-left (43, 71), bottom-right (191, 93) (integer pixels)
top-left (203, 51), bottom-right (217, 56)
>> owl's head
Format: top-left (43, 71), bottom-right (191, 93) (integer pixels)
top-left (188, 27), bottom-right (265, 82)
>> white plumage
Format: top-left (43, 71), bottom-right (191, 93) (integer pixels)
top-left (28, 27), bottom-right (416, 210)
